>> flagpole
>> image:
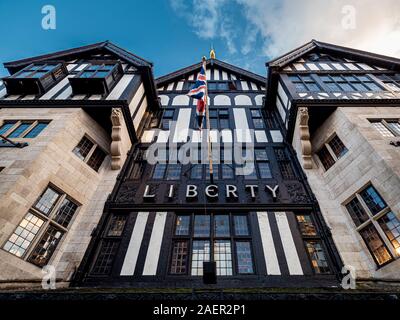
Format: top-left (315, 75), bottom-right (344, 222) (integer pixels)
top-left (203, 56), bottom-right (214, 184)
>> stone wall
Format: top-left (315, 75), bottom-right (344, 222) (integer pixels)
top-left (0, 107), bottom-right (131, 285)
top-left (292, 106), bottom-right (400, 279)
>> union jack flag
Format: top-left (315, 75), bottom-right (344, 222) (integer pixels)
top-left (187, 61), bottom-right (207, 129)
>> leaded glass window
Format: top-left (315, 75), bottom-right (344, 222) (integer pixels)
top-left (170, 213), bottom-right (254, 276)
top-left (235, 241), bottom-right (254, 274)
top-left (3, 186), bottom-right (79, 267)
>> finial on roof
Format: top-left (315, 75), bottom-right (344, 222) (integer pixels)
top-left (210, 44), bottom-right (216, 59)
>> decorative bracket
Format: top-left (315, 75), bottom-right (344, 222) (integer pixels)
top-left (110, 108), bottom-right (123, 170)
top-left (298, 107), bottom-right (312, 169)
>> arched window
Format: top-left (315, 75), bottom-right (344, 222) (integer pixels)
top-left (234, 94), bottom-right (252, 106)
top-left (213, 95), bottom-right (231, 106)
top-left (172, 95), bottom-right (190, 106)
top-left (255, 95), bottom-right (264, 106)
top-left (159, 95), bottom-right (170, 106)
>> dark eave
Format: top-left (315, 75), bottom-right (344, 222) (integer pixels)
top-left (267, 39), bottom-right (400, 71)
top-left (4, 41), bottom-right (153, 74)
top-left (156, 58), bottom-right (267, 86)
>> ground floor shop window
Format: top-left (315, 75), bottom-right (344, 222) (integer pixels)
top-left (170, 213), bottom-right (254, 276)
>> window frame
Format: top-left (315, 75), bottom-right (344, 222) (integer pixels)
top-left (369, 118), bottom-right (400, 137)
top-left (72, 135), bottom-right (107, 172)
top-left (2, 184), bottom-right (80, 267)
top-left (316, 133), bottom-right (348, 171)
top-left (343, 184), bottom-right (398, 267)
top-left (168, 213), bottom-right (255, 276)
top-left (295, 213), bottom-right (332, 275)
top-left (0, 120), bottom-right (50, 140)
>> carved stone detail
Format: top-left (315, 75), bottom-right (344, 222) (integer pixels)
top-left (110, 108), bottom-right (123, 170)
top-left (298, 107), bottom-right (312, 169)
top-left (286, 182), bottom-right (310, 203)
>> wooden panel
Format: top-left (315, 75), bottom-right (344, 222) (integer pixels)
top-left (257, 212), bottom-right (281, 275)
top-left (274, 212), bottom-right (303, 275)
top-left (120, 212), bottom-right (149, 276)
top-left (106, 74), bottom-right (135, 100)
top-left (142, 212), bottom-right (167, 275)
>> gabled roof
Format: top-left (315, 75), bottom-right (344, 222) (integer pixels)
top-left (267, 39), bottom-right (400, 70)
top-left (4, 41), bottom-right (153, 74)
top-left (156, 58), bottom-right (267, 85)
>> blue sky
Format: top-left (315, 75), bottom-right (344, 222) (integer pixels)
top-left (0, 0), bottom-right (399, 78)
top-left (0, 0), bottom-right (267, 78)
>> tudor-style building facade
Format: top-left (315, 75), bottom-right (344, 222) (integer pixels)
top-left (73, 53), bottom-right (342, 288)
top-left (266, 40), bottom-right (400, 281)
top-left (0, 41), bottom-right (159, 288)
top-left (0, 40), bottom-right (399, 290)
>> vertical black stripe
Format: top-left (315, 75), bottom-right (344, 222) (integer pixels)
top-left (134, 212), bottom-right (156, 276)
top-left (268, 211), bottom-right (290, 275)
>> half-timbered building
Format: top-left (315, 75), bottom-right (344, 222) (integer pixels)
top-left (0, 40), bottom-right (399, 290)
top-left (73, 49), bottom-right (342, 288)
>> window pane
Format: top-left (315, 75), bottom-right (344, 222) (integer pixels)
top-left (87, 147), bottom-right (106, 171)
top-left (338, 82), bottom-right (353, 91)
top-left (0, 121), bottom-right (17, 135)
top-left (305, 241), bottom-right (330, 274)
top-left (30, 71), bottom-right (47, 78)
top-left (191, 240), bottom-right (210, 276)
top-left (378, 212), bottom-right (400, 254)
top-left (255, 149), bottom-right (268, 161)
top-left (360, 224), bottom-right (392, 266)
top-left (175, 216), bottom-right (190, 236)
top-left (206, 164), bottom-right (219, 180)
top-left (221, 164), bottom-right (234, 179)
top-left (365, 82), bottom-right (382, 91)
top-left (214, 215), bottom-right (230, 237)
top-left (34, 187), bottom-right (60, 215)
top-left (194, 215), bottom-right (210, 237)
top-left (24, 122), bottom-right (48, 138)
top-left (107, 215), bottom-right (127, 237)
top-left (79, 71), bottom-right (94, 78)
top-left (253, 118), bottom-right (264, 129)
top-left (244, 164), bottom-right (257, 179)
top-left (251, 109), bottom-right (261, 118)
top-left (370, 121), bottom-right (395, 137)
top-left (28, 225), bottom-right (64, 267)
top-left (306, 83), bottom-right (320, 92)
top-left (345, 198), bottom-right (369, 226)
top-left (73, 137), bottom-right (94, 160)
top-left (386, 121), bottom-right (400, 136)
top-left (360, 185), bottom-right (387, 215)
top-left (171, 241), bottom-right (188, 274)
top-left (190, 164), bottom-right (202, 179)
top-left (326, 82), bottom-right (340, 91)
top-left (233, 215), bottom-right (249, 236)
top-left (166, 164), bottom-right (181, 180)
top-left (236, 241), bottom-right (254, 274)
top-left (53, 198), bottom-right (78, 228)
top-left (294, 83), bottom-right (307, 91)
top-left (164, 109), bottom-right (174, 118)
top-left (214, 240), bottom-right (232, 276)
top-left (219, 118), bottom-right (229, 128)
top-left (90, 240), bottom-right (119, 275)
top-left (3, 212), bottom-right (44, 257)
top-left (317, 146), bottom-right (336, 170)
top-left (8, 123), bottom-right (32, 138)
top-left (296, 215), bottom-right (317, 236)
top-left (328, 135), bottom-right (348, 159)
top-left (258, 162), bottom-right (272, 179)
top-left (152, 163), bottom-right (166, 179)
top-left (94, 70), bottom-right (110, 78)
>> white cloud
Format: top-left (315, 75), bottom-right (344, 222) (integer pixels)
top-left (236, 0), bottom-right (400, 59)
top-left (170, 0), bottom-right (237, 54)
top-left (170, 0), bottom-right (400, 71)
